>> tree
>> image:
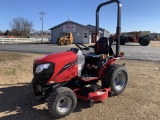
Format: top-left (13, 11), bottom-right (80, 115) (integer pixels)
top-left (0, 30), bottom-right (3, 36)
top-left (3, 30), bottom-right (12, 36)
top-left (10, 17), bottom-right (33, 37)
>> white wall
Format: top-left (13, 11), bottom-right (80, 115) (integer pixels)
top-left (50, 22), bottom-right (93, 44)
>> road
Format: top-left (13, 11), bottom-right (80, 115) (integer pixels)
top-left (0, 42), bottom-right (160, 61)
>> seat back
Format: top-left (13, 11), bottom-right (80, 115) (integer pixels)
top-left (94, 37), bottom-right (109, 54)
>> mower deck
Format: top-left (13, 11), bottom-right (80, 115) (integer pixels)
top-left (73, 84), bottom-right (111, 103)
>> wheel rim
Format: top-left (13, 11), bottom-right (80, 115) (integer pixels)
top-left (67, 41), bottom-right (71, 45)
top-left (114, 72), bottom-right (126, 90)
top-left (61, 40), bottom-right (66, 45)
top-left (56, 96), bottom-right (72, 114)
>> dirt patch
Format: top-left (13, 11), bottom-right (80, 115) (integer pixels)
top-left (150, 41), bottom-right (160, 48)
top-left (0, 52), bottom-right (160, 120)
top-left (153, 37), bottom-right (160, 41)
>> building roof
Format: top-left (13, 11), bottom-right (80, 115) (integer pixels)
top-left (49, 20), bottom-right (95, 31)
top-left (86, 24), bottom-right (109, 32)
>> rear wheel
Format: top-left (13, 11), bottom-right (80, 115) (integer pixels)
top-left (120, 37), bottom-right (126, 45)
top-left (101, 64), bottom-right (128, 96)
top-left (48, 87), bottom-right (77, 119)
top-left (139, 38), bottom-right (150, 46)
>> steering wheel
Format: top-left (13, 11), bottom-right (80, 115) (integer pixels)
top-left (75, 43), bottom-right (89, 51)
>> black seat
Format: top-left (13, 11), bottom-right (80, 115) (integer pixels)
top-left (82, 37), bottom-right (113, 77)
top-left (86, 37), bottom-right (113, 59)
top-left (94, 37), bottom-right (110, 54)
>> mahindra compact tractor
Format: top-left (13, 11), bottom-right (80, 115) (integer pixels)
top-left (32, 0), bottom-right (128, 118)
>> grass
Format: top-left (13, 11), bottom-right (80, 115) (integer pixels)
top-left (0, 52), bottom-right (160, 120)
top-left (2, 67), bottom-right (16, 75)
top-left (0, 52), bottom-right (30, 62)
top-left (0, 52), bottom-right (33, 76)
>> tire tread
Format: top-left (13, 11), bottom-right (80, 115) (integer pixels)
top-left (48, 87), bottom-right (77, 118)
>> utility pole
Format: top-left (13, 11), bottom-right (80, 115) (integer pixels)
top-left (39, 11), bottom-right (46, 42)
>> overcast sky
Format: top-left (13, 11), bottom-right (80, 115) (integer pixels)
top-left (0, 0), bottom-right (160, 33)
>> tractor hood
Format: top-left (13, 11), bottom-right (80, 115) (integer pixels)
top-left (34, 51), bottom-right (77, 64)
top-left (33, 50), bottom-right (78, 83)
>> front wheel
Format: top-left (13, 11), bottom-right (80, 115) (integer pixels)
top-left (31, 78), bottom-right (42, 96)
top-left (101, 64), bottom-right (128, 96)
top-left (60, 40), bottom-right (66, 45)
top-left (66, 40), bottom-right (71, 45)
top-left (48, 87), bottom-right (77, 119)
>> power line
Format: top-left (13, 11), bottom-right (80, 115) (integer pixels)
top-left (39, 11), bottom-right (46, 42)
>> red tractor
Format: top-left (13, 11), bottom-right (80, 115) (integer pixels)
top-left (32, 0), bottom-right (128, 118)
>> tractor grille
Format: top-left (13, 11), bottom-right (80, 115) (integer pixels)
top-left (33, 63), bottom-right (54, 85)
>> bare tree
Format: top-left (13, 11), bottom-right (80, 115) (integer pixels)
top-left (0, 30), bottom-right (3, 36)
top-left (10, 17), bottom-right (33, 37)
top-left (3, 30), bottom-right (12, 36)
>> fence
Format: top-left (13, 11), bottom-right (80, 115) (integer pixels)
top-left (0, 38), bottom-right (51, 44)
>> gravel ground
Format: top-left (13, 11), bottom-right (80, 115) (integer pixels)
top-left (149, 41), bottom-right (160, 48)
top-left (0, 51), bottom-right (160, 120)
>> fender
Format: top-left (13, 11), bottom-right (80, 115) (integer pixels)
top-left (97, 57), bottom-right (116, 78)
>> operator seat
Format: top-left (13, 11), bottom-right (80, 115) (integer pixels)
top-left (86, 37), bottom-right (113, 59)
top-left (95, 37), bottom-right (113, 55)
top-left (85, 37), bottom-right (114, 68)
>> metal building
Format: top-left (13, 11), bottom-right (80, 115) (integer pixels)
top-left (49, 20), bottom-right (110, 44)
top-left (86, 24), bottom-right (110, 38)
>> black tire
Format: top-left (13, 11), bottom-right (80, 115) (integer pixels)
top-left (60, 40), bottom-right (66, 45)
top-left (31, 78), bottom-right (42, 95)
top-left (139, 38), bottom-right (150, 46)
top-left (66, 40), bottom-right (71, 45)
top-left (31, 78), bottom-right (36, 91)
top-left (120, 37), bottom-right (126, 45)
top-left (101, 64), bottom-right (128, 96)
top-left (48, 87), bottom-right (77, 119)
top-left (88, 99), bottom-right (94, 107)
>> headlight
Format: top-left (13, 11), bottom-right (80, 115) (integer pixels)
top-left (35, 63), bottom-right (50, 73)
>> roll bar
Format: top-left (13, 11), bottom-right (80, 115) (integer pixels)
top-left (96, 0), bottom-right (121, 57)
